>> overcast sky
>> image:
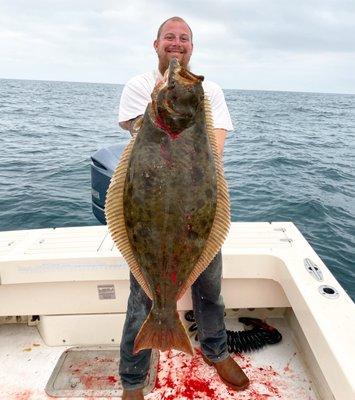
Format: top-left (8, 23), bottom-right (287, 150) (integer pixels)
top-left (1, 0), bottom-right (355, 93)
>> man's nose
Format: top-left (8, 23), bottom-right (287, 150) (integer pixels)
top-left (172, 37), bottom-right (182, 45)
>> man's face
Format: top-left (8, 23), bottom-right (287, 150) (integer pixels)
top-left (154, 20), bottom-right (193, 74)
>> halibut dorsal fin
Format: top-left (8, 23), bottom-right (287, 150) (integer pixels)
top-left (178, 97), bottom-right (231, 298)
top-left (105, 137), bottom-right (153, 299)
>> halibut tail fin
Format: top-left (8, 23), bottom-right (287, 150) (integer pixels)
top-left (133, 310), bottom-right (193, 356)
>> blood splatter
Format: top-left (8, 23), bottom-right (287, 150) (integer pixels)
top-left (180, 377), bottom-right (216, 399)
top-left (13, 391), bottom-right (32, 400)
top-left (107, 375), bottom-right (118, 384)
top-left (79, 374), bottom-right (95, 389)
top-left (156, 115), bottom-right (181, 140)
top-left (170, 272), bottom-right (177, 284)
top-left (147, 347), bottom-right (315, 400)
top-left (283, 352), bottom-right (297, 373)
top-left (247, 388), bottom-right (273, 399)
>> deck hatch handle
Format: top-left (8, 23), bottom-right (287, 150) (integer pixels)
top-left (304, 258), bottom-right (323, 281)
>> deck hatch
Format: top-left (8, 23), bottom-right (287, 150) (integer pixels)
top-left (45, 346), bottom-right (159, 397)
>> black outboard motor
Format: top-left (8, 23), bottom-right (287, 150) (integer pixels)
top-left (91, 143), bottom-right (127, 224)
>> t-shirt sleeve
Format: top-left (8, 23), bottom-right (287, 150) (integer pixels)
top-left (206, 83), bottom-right (234, 131)
top-left (118, 75), bottom-right (153, 123)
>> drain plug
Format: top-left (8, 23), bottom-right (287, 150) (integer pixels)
top-left (319, 285), bottom-right (339, 299)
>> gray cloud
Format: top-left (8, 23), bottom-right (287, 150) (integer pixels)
top-left (162, 0), bottom-right (355, 52)
top-left (0, 0), bottom-right (354, 93)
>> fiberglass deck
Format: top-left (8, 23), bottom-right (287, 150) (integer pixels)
top-left (0, 311), bottom-right (320, 400)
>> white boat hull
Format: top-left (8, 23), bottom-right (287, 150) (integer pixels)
top-left (0, 222), bottom-right (354, 399)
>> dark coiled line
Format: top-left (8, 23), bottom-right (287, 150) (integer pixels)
top-left (184, 310), bottom-right (282, 353)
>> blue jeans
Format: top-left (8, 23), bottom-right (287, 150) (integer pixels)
top-left (119, 251), bottom-right (229, 390)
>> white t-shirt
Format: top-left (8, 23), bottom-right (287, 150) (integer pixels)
top-left (118, 70), bottom-right (233, 131)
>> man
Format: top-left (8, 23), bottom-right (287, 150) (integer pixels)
top-left (118, 16), bottom-right (250, 400)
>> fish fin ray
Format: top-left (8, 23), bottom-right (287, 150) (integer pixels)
top-left (134, 311), bottom-right (194, 355)
top-left (105, 137), bottom-right (153, 299)
top-left (178, 97), bottom-right (231, 299)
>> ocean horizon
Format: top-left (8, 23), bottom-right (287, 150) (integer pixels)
top-left (1, 77), bottom-right (354, 96)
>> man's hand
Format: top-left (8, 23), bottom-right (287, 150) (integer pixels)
top-left (119, 115), bottom-right (143, 137)
top-left (118, 120), bottom-right (132, 132)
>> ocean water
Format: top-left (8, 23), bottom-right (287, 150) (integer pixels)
top-left (0, 78), bottom-right (354, 300)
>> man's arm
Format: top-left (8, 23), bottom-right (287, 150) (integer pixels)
top-left (118, 73), bottom-right (155, 136)
top-left (214, 128), bottom-right (227, 158)
top-left (204, 82), bottom-right (232, 157)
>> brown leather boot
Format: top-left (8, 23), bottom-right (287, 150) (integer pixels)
top-left (122, 388), bottom-right (144, 399)
top-left (202, 354), bottom-right (250, 391)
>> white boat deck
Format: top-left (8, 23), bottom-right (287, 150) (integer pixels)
top-left (0, 312), bottom-right (320, 400)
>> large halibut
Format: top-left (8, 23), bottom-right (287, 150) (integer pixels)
top-left (105, 58), bottom-right (230, 356)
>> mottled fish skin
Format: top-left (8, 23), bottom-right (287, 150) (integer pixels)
top-left (123, 60), bottom-right (217, 355)
top-left (124, 100), bottom-right (217, 313)
top-left (106, 58), bottom-right (230, 355)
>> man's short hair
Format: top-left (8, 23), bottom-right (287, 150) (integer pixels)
top-left (157, 16), bottom-right (193, 41)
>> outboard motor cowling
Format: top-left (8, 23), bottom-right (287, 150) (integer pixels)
top-left (91, 143), bottom-right (127, 224)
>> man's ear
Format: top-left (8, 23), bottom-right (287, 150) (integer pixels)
top-left (153, 39), bottom-right (158, 51)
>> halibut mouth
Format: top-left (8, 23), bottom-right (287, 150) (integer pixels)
top-left (105, 58), bottom-right (230, 356)
top-left (151, 58), bottom-right (205, 138)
